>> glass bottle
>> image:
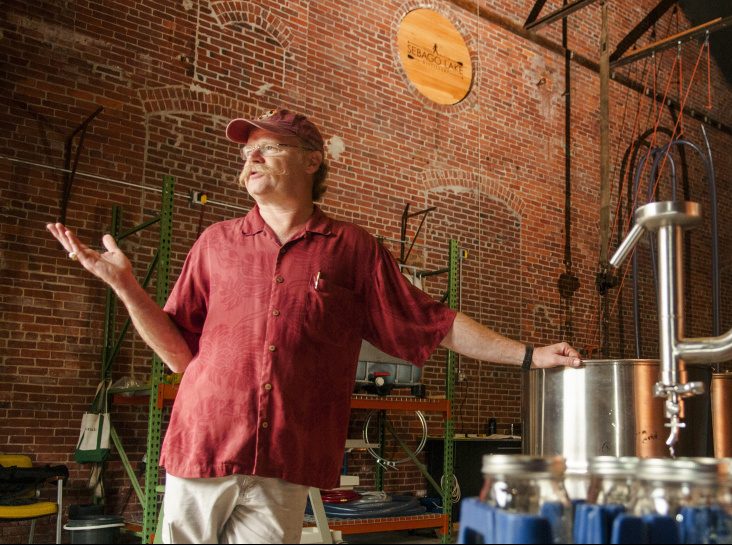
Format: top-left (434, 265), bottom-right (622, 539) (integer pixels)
top-left (480, 455), bottom-right (572, 544)
top-left (714, 458), bottom-right (732, 544)
top-left (631, 457), bottom-right (728, 544)
top-left (586, 456), bottom-right (639, 506)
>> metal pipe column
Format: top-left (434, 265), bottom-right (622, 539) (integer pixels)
top-left (657, 222), bottom-right (684, 389)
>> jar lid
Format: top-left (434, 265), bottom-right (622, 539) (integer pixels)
top-left (722, 458), bottom-right (732, 482)
top-left (589, 456), bottom-right (639, 476)
top-left (482, 455), bottom-right (565, 476)
top-left (638, 457), bottom-right (724, 484)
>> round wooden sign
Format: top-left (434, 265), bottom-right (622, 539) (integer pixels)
top-left (397, 9), bottom-right (473, 105)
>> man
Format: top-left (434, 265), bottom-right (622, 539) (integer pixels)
top-left (47, 109), bottom-right (581, 544)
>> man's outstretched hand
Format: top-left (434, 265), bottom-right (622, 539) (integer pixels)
top-left (46, 223), bottom-right (134, 291)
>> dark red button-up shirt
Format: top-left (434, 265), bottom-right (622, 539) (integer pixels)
top-left (160, 205), bottom-right (456, 489)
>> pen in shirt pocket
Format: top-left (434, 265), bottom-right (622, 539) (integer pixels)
top-left (314, 271), bottom-right (321, 290)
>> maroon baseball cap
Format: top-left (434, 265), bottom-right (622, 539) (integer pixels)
top-left (226, 109), bottom-right (325, 151)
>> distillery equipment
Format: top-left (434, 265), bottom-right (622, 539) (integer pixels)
top-left (609, 201), bottom-right (732, 452)
top-left (523, 358), bottom-right (712, 497)
top-left (525, 201), bottom-right (732, 479)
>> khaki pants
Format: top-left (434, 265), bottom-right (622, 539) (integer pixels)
top-left (162, 473), bottom-right (309, 544)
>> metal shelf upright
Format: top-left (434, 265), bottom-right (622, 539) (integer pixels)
top-left (102, 175), bottom-right (175, 544)
top-left (142, 174), bottom-right (174, 543)
top-left (442, 238), bottom-right (458, 542)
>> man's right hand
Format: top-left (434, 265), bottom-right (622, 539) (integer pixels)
top-left (46, 223), bottom-right (135, 292)
top-left (46, 223), bottom-right (193, 373)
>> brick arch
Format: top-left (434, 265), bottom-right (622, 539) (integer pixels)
top-left (208, 1), bottom-right (293, 50)
top-left (391, 1), bottom-right (481, 115)
top-left (421, 169), bottom-right (524, 220)
top-left (138, 86), bottom-right (257, 120)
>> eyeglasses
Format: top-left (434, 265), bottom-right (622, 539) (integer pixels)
top-left (240, 143), bottom-right (313, 160)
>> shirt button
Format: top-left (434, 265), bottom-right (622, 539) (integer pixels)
top-left (261, 421), bottom-right (269, 429)
top-left (268, 345), bottom-right (276, 352)
top-left (280, 248), bottom-right (287, 255)
top-left (264, 383), bottom-right (272, 391)
top-left (272, 309), bottom-right (280, 317)
top-left (275, 275), bottom-right (284, 283)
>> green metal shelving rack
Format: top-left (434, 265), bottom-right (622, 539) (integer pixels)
top-left (365, 239), bottom-right (459, 543)
top-left (102, 175), bottom-right (175, 544)
top-left (142, 175), bottom-right (174, 543)
top-left (441, 238), bottom-right (458, 543)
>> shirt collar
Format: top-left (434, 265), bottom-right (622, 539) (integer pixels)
top-left (239, 204), bottom-right (332, 237)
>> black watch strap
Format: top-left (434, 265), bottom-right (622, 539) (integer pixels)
top-left (522, 344), bottom-right (534, 371)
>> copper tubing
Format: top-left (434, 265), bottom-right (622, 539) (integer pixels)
top-left (712, 373), bottom-right (732, 457)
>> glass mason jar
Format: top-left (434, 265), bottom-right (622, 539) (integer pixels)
top-left (586, 456), bottom-right (639, 506)
top-left (480, 455), bottom-right (572, 544)
top-left (631, 457), bottom-right (729, 544)
top-left (715, 459), bottom-right (732, 544)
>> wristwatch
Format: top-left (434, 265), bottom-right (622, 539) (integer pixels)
top-left (521, 344), bottom-right (534, 371)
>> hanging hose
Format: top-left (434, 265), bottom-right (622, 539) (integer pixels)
top-left (441, 473), bottom-right (461, 504)
top-left (305, 495), bottom-right (427, 519)
top-left (597, 22), bottom-right (712, 357)
top-left (362, 410), bottom-right (427, 466)
top-left (629, 138), bottom-right (719, 357)
top-left (601, 127), bottom-right (674, 356)
top-left (700, 124), bottom-right (721, 340)
top-left (629, 147), bottom-right (680, 357)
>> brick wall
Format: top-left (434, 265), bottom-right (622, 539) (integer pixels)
top-left (1, 0), bottom-right (731, 542)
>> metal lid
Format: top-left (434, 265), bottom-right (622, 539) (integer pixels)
top-left (638, 457), bottom-right (724, 484)
top-left (589, 456), bottom-right (639, 476)
top-left (565, 459), bottom-right (589, 476)
top-left (482, 455), bottom-right (565, 476)
top-left (64, 515), bottom-right (125, 529)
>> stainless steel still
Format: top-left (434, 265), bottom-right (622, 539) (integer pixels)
top-left (609, 201), bottom-right (732, 451)
top-left (522, 359), bottom-right (713, 472)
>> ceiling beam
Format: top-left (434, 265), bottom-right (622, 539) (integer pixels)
top-left (610, 0), bottom-right (678, 63)
top-left (446, 0), bottom-right (732, 135)
top-left (612, 15), bottom-right (732, 68)
top-left (524, 0), bottom-right (549, 29)
top-left (524, 0), bottom-right (601, 31)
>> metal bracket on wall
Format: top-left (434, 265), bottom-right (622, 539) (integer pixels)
top-left (399, 203), bottom-right (436, 264)
top-left (59, 106), bottom-right (103, 224)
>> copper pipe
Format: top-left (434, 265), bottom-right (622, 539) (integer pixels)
top-left (712, 373), bottom-right (732, 457)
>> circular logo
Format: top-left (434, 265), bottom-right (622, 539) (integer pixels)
top-left (397, 9), bottom-right (473, 105)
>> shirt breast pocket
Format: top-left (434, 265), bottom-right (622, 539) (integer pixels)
top-left (304, 277), bottom-right (364, 346)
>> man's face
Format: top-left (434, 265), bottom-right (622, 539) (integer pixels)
top-left (239, 129), bottom-right (317, 202)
